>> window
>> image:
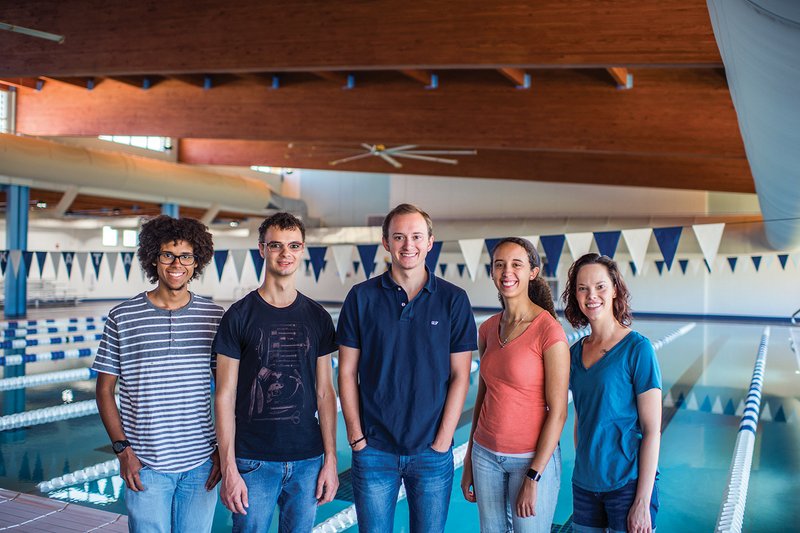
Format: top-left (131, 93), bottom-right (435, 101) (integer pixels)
top-left (102, 226), bottom-right (119, 246)
top-left (0, 90), bottom-right (11, 133)
top-left (122, 230), bottom-right (138, 247)
top-left (98, 135), bottom-right (170, 152)
top-left (251, 165), bottom-right (293, 175)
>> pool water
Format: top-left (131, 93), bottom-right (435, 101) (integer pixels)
top-left (1, 317), bottom-right (798, 532)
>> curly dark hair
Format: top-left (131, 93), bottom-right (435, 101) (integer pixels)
top-left (561, 253), bottom-right (633, 328)
top-left (258, 212), bottom-right (306, 243)
top-left (137, 215), bottom-right (214, 283)
top-left (491, 237), bottom-right (557, 319)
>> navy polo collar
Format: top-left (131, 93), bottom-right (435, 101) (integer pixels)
top-left (380, 266), bottom-right (437, 293)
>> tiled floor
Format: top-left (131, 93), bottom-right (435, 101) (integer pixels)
top-left (0, 488), bottom-right (127, 532)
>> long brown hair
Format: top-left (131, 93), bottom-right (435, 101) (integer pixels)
top-left (491, 237), bottom-right (557, 319)
top-left (561, 253), bottom-right (633, 328)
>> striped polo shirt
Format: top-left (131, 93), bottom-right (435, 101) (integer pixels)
top-left (92, 292), bottom-right (224, 473)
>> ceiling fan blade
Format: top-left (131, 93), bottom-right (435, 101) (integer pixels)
top-left (361, 143), bottom-right (375, 152)
top-left (378, 153), bottom-right (403, 168)
top-left (400, 149), bottom-right (477, 155)
top-left (329, 152), bottom-right (375, 166)
top-left (383, 144), bottom-right (418, 153)
top-left (392, 153), bottom-right (459, 165)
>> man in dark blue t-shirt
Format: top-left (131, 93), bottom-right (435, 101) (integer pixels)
top-left (337, 203), bottom-right (478, 533)
top-left (214, 212), bottom-right (339, 533)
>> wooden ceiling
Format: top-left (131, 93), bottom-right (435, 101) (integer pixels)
top-left (1, 0), bottom-right (753, 214)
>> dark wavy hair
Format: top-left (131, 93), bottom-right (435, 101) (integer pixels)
top-left (137, 215), bottom-right (214, 283)
top-left (258, 212), bottom-right (306, 243)
top-left (491, 237), bottom-right (557, 319)
top-left (561, 253), bottom-right (632, 328)
top-left (382, 203), bottom-right (433, 240)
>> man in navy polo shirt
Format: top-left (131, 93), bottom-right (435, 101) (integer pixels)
top-left (338, 203), bottom-right (478, 532)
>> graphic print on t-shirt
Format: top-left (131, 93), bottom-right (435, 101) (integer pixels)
top-left (248, 323), bottom-right (311, 423)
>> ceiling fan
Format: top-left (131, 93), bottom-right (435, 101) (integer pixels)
top-left (329, 144), bottom-right (477, 168)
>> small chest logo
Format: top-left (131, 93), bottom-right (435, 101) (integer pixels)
top-left (431, 321), bottom-right (439, 326)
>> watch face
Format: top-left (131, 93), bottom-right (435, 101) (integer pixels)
top-left (112, 440), bottom-right (128, 453)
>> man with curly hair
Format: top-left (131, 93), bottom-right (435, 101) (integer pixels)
top-left (93, 215), bottom-right (224, 532)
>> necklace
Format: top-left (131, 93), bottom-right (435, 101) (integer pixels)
top-left (499, 312), bottom-right (528, 347)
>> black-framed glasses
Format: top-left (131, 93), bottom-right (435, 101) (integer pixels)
top-left (260, 241), bottom-right (304, 252)
top-left (157, 252), bottom-right (196, 266)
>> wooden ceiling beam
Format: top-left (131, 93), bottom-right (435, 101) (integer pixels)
top-left (41, 76), bottom-right (102, 90)
top-left (400, 70), bottom-right (438, 88)
top-left (0, 77), bottom-right (44, 90)
top-left (0, 1), bottom-right (721, 78)
top-left (497, 68), bottom-right (530, 89)
top-left (607, 67), bottom-right (633, 89)
top-left (109, 75), bottom-right (164, 90)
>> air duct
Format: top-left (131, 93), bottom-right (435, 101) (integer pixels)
top-left (708, 0), bottom-right (800, 249)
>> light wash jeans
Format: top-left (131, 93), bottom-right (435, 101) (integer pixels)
top-left (351, 445), bottom-right (454, 533)
top-left (125, 457), bottom-right (217, 533)
top-left (231, 454), bottom-right (323, 533)
top-left (471, 442), bottom-right (561, 533)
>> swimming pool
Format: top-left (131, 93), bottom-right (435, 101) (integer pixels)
top-left (2, 314), bottom-right (798, 532)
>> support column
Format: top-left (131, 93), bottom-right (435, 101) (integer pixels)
top-left (5, 184), bottom-right (29, 319)
top-left (161, 203), bottom-right (179, 218)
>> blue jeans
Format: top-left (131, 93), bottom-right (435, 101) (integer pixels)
top-left (351, 445), bottom-right (454, 533)
top-left (231, 454), bottom-right (323, 533)
top-left (471, 443), bottom-right (561, 533)
top-left (125, 457), bottom-right (217, 533)
top-left (572, 479), bottom-right (659, 533)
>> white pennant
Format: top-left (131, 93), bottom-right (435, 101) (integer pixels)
top-left (106, 252), bottom-right (119, 279)
top-left (565, 232), bottom-right (594, 261)
top-left (458, 239), bottom-right (485, 282)
top-left (49, 251), bottom-right (62, 277)
top-left (621, 228), bottom-right (652, 276)
top-left (9, 250), bottom-right (22, 276)
top-left (75, 252), bottom-right (89, 279)
top-left (792, 252), bottom-right (800, 268)
top-left (519, 235), bottom-right (540, 248)
top-left (761, 255), bottom-right (774, 271)
top-left (692, 223), bottom-right (725, 270)
top-left (691, 258), bottom-right (703, 275)
top-left (230, 249), bottom-right (248, 282)
top-left (331, 245), bottom-right (354, 285)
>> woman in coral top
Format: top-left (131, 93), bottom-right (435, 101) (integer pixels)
top-left (461, 237), bottom-right (570, 533)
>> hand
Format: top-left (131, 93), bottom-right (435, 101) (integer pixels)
top-left (430, 439), bottom-right (450, 453)
top-left (205, 448), bottom-right (222, 491)
top-left (316, 456), bottom-right (339, 505)
top-left (460, 455), bottom-right (476, 503)
top-left (118, 448), bottom-right (144, 492)
top-left (515, 478), bottom-right (538, 518)
top-left (220, 469), bottom-right (249, 515)
top-left (627, 497), bottom-right (652, 533)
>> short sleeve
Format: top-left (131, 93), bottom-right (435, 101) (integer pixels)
top-left (449, 290), bottom-right (478, 353)
top-left (317, 308), bottom-right (338, 356)
top-left (212, 306), bottom-right (243, 360)
top-left (92, 316), bottom-right (121, 376)
top-left (631, 337), bottom-right (662, 395)
top-left (336, 288), bottom-right (361, 349)
top-left (540, 315), bottom-right (568, 353)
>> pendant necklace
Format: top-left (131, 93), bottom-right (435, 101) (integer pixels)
top-left (500, 312), bottom-right (528, 347)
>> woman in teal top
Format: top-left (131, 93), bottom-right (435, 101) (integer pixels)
top-left (561, 254), bottom-right (662, 533)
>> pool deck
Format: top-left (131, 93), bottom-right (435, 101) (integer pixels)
top-left (0, 488), bottom-right (127, 532)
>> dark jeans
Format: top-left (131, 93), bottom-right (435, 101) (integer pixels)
top-left (572, 479), bottom-right (659, 532)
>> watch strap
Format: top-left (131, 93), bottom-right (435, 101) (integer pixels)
top-left (526, 468), bottom-right (542, 482)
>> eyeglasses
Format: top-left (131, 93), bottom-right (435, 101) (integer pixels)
top-left (260, 241), bottom-right (304, 252)
top-left (157, 252), bottom-right (197, 266)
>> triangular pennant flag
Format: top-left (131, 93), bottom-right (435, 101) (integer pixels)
top-left (356, 244), bottom-right (379, 279)
top-left (230, 249), bottom-right (248, 282)
top-left (761, 255), bottom-right (774, 271)
top-left (484, 263), bottom-right (492, 278)
top-left (458, 239), bottom-right (484, 282)
top-left (735, 399), bottom-right (745, 417)
top-left (727, 257), bottom-right (738, 272)
top-left (249, 249), bottom-right (265, 280)
top-left (700, 395), bottom-right (712, 412)
top-left (10, 250), bottom-right (22, 276)
top-left (49, 251), bottom-right (61, 277)
top-left (22, 251), bottom-right (34, 278)
top-left (761, 402), bottom-right (773, 422)
top-left (457, 263), bottom-right (466, 278)
top-left (712, 396), bottom-right (723, 414)
top-left (75, 252), bottom-right (89, 279)
top-left (120, 252), bottom-right (135, 280)
top-left (304, 259), bottom-right (311, 274)
top-left (774, 405), bottom-right (787, 423)
top-left (0, 250), bottom-right (7, 276)
top-left (214, 250), bottom-right (229, 281)
top-left (793, 252), bottom-right (800, 268)
top-left (692, 223), bottom-right (725, 271)
top-left (685, 392), bottom-right (699, 411)
top-left (655, 260), bottom-right (665, 276)
top-left (307, 246), bottom-right (328, 282)
top-left (724, 399), bottom-right (736, 416)
top-left (331, 245), bottom-right (354, 285)
top-left (751, 255), bottom-right (762, 272)
top-left (35, 251), bottom-right (48, 278)
top-left (106, 252), bottom-right (119, 280)
top-left (539, 235), bottom-right (566, 277)
top-left (621, 228), bottom-right (651, 276)
top-left (778, 254), bottom-right (789, 270)
top-left (653, 226), bottom-right (682, 271)
top-left (565, 232), bottom-right (593, 261)
top-left (484, 238), bottom-right (502, 257)
top-left (90, 251), bottom-right (104, 278)
top-left (425, 241), bottom-right (443, 272)
top-left (629, 261), bottom-right (638, 277)
top-left (62, 251), bottom-right (75, 278)
top-left (352, 261), bottom-right (360, 274)
top-left (593, 230), bottom-right (622, 258)
top-left (663, 391), bottom-right (675, 408)
top-left (691, 258), bottom-right (702, 275)
top-left (678, 259), bottom-right (689, 274)
top-left (439, 264), bottom-right (447, 277)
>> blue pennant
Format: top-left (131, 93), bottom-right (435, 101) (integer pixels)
top-left (62, 251), bottom-right (75, 278)
top-left (484, 238), bottom-right (502, 257)
top-left (425, 241), bottom-right (443, 273)
top-left (678, 259), bottom-right (689, 274)
top-left (353, 261), bottom-right (360, 274)
top-left (774, 405), bottom-right (786, 423)
top-left (727, 257), bottom-right (737, 272)
top-left (485, 263), bottom-right (491, 278)
top-left (751, 255), bottom-right (762, 271)
top-left (35, 251), bottom-right (48, 277)
top-left (723, 399), bottom-right (736, 416)
top-left (439, 263), bottom-right (447, 277)
top-left (357, 244), bottom-right (379, 279)
top-left (540, 235), bottom-right (566, 277)
top-left (778, 254), bottom-right (789, 270)
top-left (214, 250), bottom-right (229, 281)
top-left (653, 226), bottom-right (682, 271)
top-left (90, 252), bottom-right (104, 278)
top-left (593, 231), bottom-right (622, 259)
top-left (700, 396), bottom-right (712, 412)
top-left (120, 252), bottom-right (135, 280)
top-left (655, 260), bottom-right (665, 275)
top-left (249, 249), bottom-right (264, 279)
top-left (22, 251), bottom-right (34, 278)
top-left (307, 246), bottom-right (328, 282)
top-left (304, 259), bottom-right (311, 274)
top-left (629, 261), bottom-right (637, 276)
top-left (0, 250), bottom-right (7, 276)
top-left (457, 264), bottom-right (466, 277)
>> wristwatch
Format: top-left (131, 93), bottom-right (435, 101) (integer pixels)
top-left (526, 468), bottom-right (542, 482)
top-left (112, 439), bottom-right (131, 454)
